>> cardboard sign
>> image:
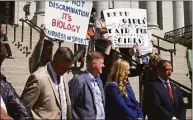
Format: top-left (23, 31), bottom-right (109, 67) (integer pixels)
top-left (44, 1), bottom-right (93, 45)
top-left (103, 8), bottom-right (149, 49)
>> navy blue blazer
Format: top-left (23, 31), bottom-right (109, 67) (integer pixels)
top-left (105, 82), bottom-right (144, 120)
top-left (148, 78), bottom-right (186, 120)
top-left (69, 71), bottom-right (105, 120)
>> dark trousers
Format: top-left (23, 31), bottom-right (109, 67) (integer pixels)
top-left (4, 43), bottom-right (12, 57)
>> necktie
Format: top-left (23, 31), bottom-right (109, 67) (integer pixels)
top-left (57, 76), bottom-right (67, 120)
top-left (165, 81), bottom-right (174, 102)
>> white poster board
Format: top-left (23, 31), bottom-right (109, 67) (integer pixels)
top-left (44, 1), bottom-right (93, 45)
top-left (103, 8), bottom-right (149, 51)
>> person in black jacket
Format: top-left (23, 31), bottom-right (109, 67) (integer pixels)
top-left (0, 42), bottom-right (32, 120)
top-left (141, 53), bottom-right (162, 118)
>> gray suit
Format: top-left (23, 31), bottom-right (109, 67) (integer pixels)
top-left (69, 71), bottom-right (105, 120)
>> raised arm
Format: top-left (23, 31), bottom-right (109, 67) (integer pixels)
top-left (29, 27), bottom-right (45, 74)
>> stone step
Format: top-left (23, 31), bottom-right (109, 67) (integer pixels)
top-left (2, 66), bottom-right (29, 73)
top-left (5, 75), bottom-right (29, 81)
top-left (2, 71), bottom-right (29, 77)
top-left (2, 61), bottom-right (28, 68)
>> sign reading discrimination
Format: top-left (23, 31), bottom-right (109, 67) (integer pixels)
top-left (44, 1), bottom-right (92, 45)
top-left (103, 8), bottom-right (148, 49)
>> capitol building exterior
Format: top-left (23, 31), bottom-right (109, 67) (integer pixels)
top-left (10, 1), bottom-right (192, 32)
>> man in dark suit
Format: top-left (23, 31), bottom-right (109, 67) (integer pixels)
top-left (69, 51), bottom-right (105, 120)
top-left (147, 60), bottom-right (186, 120)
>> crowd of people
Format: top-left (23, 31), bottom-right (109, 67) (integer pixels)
top-left (0, 8), bottom-right (189, 120)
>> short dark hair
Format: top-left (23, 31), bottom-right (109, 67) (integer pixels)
top-left (53, 47), bottom-right (73, 62)
top-left (157, 59), bottom-right (171, 70)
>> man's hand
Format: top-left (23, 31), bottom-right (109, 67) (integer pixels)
top-left (134, 44), bottom-right (141, 56)
top-left (86, 34), bottom-right (91, 40)
top-left (106, 37), bottom-right (113, 46)
top-left (172, 117), bottom-right (179, 120)
top-left (39, 24), bottom-right (45, 41)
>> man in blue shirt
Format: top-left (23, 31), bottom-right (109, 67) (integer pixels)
top-left (69, 51), bottom-right (105, 120)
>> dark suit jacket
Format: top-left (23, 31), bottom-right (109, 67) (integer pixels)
top-left (105, 82), bottom-right (144, 120)
top-left (69, 71), bottom-right (105, 120)
top-left (148, 78), bottom-right (186, 120)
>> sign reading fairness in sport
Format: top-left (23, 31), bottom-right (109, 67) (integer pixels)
top-left (103, 8), bottom-right (148, 48)
top-left (44, 1), bottom-right (93, 45)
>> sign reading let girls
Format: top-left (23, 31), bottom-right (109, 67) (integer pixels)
top-left (44, 1), bottom-right (92, 45)
top-left (103, 8), bottom-right (149, 48)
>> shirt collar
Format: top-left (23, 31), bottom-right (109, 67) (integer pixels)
top-left (48, 62), bottom-right (57, 77)
top-left (85, 70), bottom-right (99, 81)
top-left (158, 76), bottom-right (169, 84)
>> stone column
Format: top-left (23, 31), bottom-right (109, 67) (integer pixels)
top-left (189, 1), bottom-right (192, 25)
top-left (173, 1), bottom-right (184, 29)
top-left (162, 2), bottom-right (173, 31)
top-left (114, 1), bottom-right (131, 8)
top-left (145, 1), bottom-right (159, 29)
top-left (184, 1), bottom-right (192, 26)
top-left (33, 1), bottom-right (45, 26)
top-left (131, 1), bottom-right (139, 8)
top-left (93, 1), bottom-right (109, 19)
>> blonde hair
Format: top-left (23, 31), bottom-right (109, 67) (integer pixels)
top-left (86, 51), bottom-right (104, 64)
top-left (106, 59), bottom-right (130, 97)
top-left (149, 53), bottom-right (162, 63)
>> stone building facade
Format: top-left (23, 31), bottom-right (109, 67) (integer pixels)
top-left (12, 1), bottom-right (192, 32)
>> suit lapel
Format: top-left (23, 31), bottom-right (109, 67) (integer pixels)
top-left (157, 79), bottom-right (175, 105)
top-left (46, 65), bottom-right (61, 106)
top-left (127, 87), bottom-right (137, 102)
top-left (83, 72), bottom-right (96, 105)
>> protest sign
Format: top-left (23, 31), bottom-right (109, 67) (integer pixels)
top-left (103, 8), bottom-right (149, 50)
top-left (44, 1), bottom-right (92, 45)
